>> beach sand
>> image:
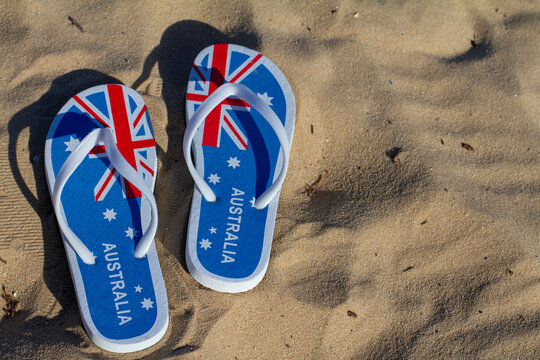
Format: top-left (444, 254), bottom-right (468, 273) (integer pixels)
top-left (1, 0), bottom-right (539, 358)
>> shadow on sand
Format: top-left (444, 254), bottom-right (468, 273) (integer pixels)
top-left (131, 19), bottom-right (260, 273)
top-left (4, 69), bottom-right (122, 354)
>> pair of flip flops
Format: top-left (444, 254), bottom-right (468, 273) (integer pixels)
top-left (45, 44), bottom-right (295, 352)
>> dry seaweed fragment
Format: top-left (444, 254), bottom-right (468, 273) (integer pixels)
top-left (303, 173), bottom-right (325, 196)
top-left (2, 285), bottom-right (19, 318)
top-left (461, 142), bottom-right (474, 152)
top-left (68, 16), bottom-right (84, 33)
top-left (347, 310), bottom-right (357, 318)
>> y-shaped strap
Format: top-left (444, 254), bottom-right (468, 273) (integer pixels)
top-left (183, 83), bottom-right (290, 210)
top-left (52, 127), bottom-right (158, 265)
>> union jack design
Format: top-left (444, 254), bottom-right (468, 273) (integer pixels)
top-left (72, 84), bottom-right (156, 201)
top-left (187, 44), bottom-right (264, 150)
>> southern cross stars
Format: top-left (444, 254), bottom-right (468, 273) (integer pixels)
top-left (64, 136), bottom-right (80, 152)
top-left (134, 285), bottom-right (143, 293)
top-left (257, 92), bottom-right (273, 106)
top-left (208, 173), bottom-right (220, 185)
top-left (209, 226), bottom-right (217, 234)
top-left (125, 227), bottom-right (138, 239)
top-left (199, 238), bottom-right (212, 250)
top-left (141, 298), bottom-right (154, 310)
top-left (227, 157), bottom-right (240, 169)
top-left (102, 208), bottom-right (117, 222)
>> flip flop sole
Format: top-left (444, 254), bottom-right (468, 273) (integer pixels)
top-left (45, 84), bottom-right (168, 352)
top-left (185, 44), bottom-right (295, 293)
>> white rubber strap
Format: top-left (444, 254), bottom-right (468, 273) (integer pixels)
top-left (183, 83), bottom-right (290, 210)
top-left (52, 127), bottom-right (158, 264)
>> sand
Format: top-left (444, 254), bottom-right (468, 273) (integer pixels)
top-left (1, 0), bottom-right (539, 358)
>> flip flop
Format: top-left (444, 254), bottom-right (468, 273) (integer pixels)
top-left (184, 44), bottom-right (295, 293)
top-left (44, 84), bottom-right (168, 352)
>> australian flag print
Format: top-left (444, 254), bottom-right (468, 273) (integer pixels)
top-left (45, 84), bottom-right (168, 352)
top-left (186, 44), bottom-right (296, 292)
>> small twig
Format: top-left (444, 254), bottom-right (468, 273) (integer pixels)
top-left (402, 266), bottom-right (414, 273)
top-left (68, 16), bottom-right (84, 33)
top-left (303, 173), bottom-right (325, 196)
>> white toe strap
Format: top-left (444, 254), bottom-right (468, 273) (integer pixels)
top-left (183, 82), bottom-right (290, 210)
top-left (52, 127), bottom-right (158, 265)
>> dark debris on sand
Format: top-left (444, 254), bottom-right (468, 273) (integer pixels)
top-left (68, 16), bottom-right (84, 33)
top-left (2, 285), bottom-right (19, 319)
top-left (402, 266), bottom-right (414, 273)
top-left (386, 147), bottom-right (404, 163)
top-left (461, 142), bottom-right (475, 152)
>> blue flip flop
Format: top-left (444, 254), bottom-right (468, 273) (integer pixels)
top-left (184, 44), bottom-right (295, 293)
top-left (44, 84), bottom-right (168, 352)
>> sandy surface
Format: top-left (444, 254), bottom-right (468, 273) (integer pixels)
top-left (1, 0), bottom-right (539, 359)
